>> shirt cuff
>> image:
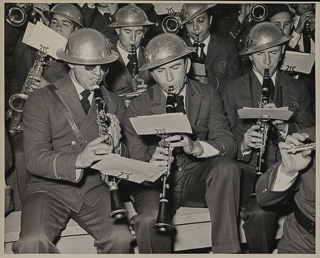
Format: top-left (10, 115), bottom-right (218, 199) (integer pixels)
top-left (288, 30), bottom-right (301, 49)
top-left (75, 168), bottom-right (83, 181)
top-left (196, 141), bottom-right (219, 158)
top-left (272, 164), bottom-right (298, 191)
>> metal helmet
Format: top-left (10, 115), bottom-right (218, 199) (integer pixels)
top-left (108, 5), bottom-right (154, 28)
top-left (44, 3), bottom-right (84, 27)
top-left (180, 4), bottom-right (216, 25)
top-left (240, 22), bottom-right (293, 55)
top-left (140, 33), bottom-right (195, 71)
top-left (56, 28), bottom-right (119, 65)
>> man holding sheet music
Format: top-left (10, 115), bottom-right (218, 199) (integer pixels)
top-left (222, 22), bottom-right (314, 253)
top-left (124, 33), bottom-right (241, 253)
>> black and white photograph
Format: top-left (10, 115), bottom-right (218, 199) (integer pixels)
top-left (3, 1), bottom-right (317, 255)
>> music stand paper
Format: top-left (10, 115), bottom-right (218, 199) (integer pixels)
top-left (191, 63), bottom-right (206, 76)
top-left (92, 154), bottom-right (164, 184)
top-left (238, 107), bottom-right (293, 120)
top-left (280, 51), bottom-right (315, 74)
top-left (130, 113), bottom-right (192, 135)
top-left (22, 21), bottom-right (68, 59)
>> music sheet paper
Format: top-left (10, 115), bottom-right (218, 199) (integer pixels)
top-left (238, 107), bottom-right (293, 120)
top-left (92, 154), bottom-right (164, 184)
top-left (280, 50), bottom-right (315, 74)
top-left (130, 113), bottom-right (192, 135)
top-left (22, 21), bottom-right (68, 59)
top-left (191, 63), bottom-right (207, 76)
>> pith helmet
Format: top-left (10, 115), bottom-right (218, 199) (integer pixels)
top-left (240, 22), bottom-right (292, 55)
top-left (44, 3), bottom-right (84, 27)
top-left (180, 4), bottom-right (216, 25)
top-left (56, 28), bottom-right (119, 65)
top-left (140, 33), bottom-right (195, 71)
top-left (108, 5), bottom-right (154, 28)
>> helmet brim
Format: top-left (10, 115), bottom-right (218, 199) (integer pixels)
top-left (180, 4), bottom-right (216, 26)
top-left (43, 10), bottom-right (84, 28)
top-left (239, 35), bottom-right (293, 55)
top-left (108, 21), bottom-right (154, 28)
top-left (56, 48), bottom-right (119, 65)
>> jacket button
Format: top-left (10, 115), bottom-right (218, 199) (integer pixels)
top-left (263, 188), bottom-right (268, 194)
top-left (71, 141), bottom-right (76, 145)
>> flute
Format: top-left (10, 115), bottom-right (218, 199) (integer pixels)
top-left (287, 143), bottom-right (316, 154)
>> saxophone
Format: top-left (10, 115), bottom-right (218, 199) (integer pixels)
top-left (93, 83), bottom-right (128, 219)
top-left (6, 45), bottom-right (48, 137)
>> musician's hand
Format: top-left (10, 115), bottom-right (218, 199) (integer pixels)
top-left (106, 113), bottom-right (122, 151)
top-left (75, 135), bottom-right (113, 169)
top-left (238, 4), bottom-right (252, 23)
top-left (33, 3), bottom-right (50, 26)
top-left (29, 75), bottom-right (50, 90)
top-left (165, 134), bottom-right (201, 155)
top-left (279, 132), bottom-right (312, 176)
top-left (241, 124), bottom-right (263, 152)
top-left (150, 147), bottom-right (173, 167)
top-left (296, 11), bottom-right (315, 34)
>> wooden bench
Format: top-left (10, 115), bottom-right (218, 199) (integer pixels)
top-left (4, 207), bottom-right (286, 254)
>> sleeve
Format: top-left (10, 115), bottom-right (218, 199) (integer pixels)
top-left (23, 90), bottom-right (82, 183)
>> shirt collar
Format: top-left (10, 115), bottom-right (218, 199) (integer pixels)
top-left (70, 70), bottom-right (93, 103)
top-left (117, 41), bottom-right (140, 64)
top-left (190, 34), bottom-right (210, 54)
top-left (253, 69), bottom-right (277, 86)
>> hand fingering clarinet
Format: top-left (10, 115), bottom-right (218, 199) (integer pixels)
top-left (93, 83), bottom-right (128, 219)
top-left (153, 85), bottom-right (175, 232)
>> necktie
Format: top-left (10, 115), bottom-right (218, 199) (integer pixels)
top-left (269, 80), bottom-right (275, 102)
top-left (80, 90), bottom-right (91, 114)
top-left (175, 95), bottom-right (186, 114)
top-left (198, 43), bottom-right (206, 64)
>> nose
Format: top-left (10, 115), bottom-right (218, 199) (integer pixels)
top-left (192, 20), bottom-right (199, 32)
top-left (264, 53), bottom-right (271, 65)
top-left (131, 32), bottom-right (136, 42)
top-left (93, 66), bottom-right (102, 76)
top-left (165, 69), bottom-right (174, 82)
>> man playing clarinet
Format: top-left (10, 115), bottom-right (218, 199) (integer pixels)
top-left (124, 33), bottom-right (241, 254)
top-left (222, 22), bottom-right (314, 253)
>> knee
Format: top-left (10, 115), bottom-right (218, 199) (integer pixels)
top-left (134, 209), bottom-right (158, 229)
top-left (12, 234), bottom-right (56, 253)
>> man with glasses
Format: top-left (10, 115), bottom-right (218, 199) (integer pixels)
top-left (11, 28), bottom-right (133, 254)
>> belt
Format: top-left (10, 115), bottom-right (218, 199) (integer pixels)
top-left (294, 207), bottom-right (315, 236)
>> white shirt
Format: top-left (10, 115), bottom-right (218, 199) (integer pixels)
top-left (117, 41), bottom-right (140, 66)
top-left (272, 164), bottom-right (299, 191)
top-left (190, 34), bottom-right (211, 57)
top-left (70, 69), bottom-right (93, 104)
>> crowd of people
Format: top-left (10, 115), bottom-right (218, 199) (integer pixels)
top-left (4, 2), bottom-right (316, 254)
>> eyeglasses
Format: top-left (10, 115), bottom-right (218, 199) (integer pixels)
top-left (84, 64), bottom-right (110, 72)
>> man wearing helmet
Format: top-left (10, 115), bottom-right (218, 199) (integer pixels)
top-left (180, 4), bottom-right (241, 93)
top-left (104, 5), bottom-right (155, 97)
top-left (222, 22), bottom-right (314, 253)
top-left (11, 29), bottom-right (133, 254)
top-left (124, 33), bottom-right (241, 253)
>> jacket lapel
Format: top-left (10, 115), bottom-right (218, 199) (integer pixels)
top-left (274, 71), bottom-right (288, 107)
top-left (185, 81), bottom-right (202, 128)
top-left (148, 86), bottom-right (166, 114)
top-left (205, 34), bottom-right (221, 69)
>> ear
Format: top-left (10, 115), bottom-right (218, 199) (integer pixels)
top-left (185, 58), bottom-right (191, 74)
top-left (281, 45), bottom-right (286, 55)
top-left (249, 55), bottom-right (253, 62)
top-left (115, 28), bottom-right (120, 35)
top-left (209, 15), bottom-right (213, 26)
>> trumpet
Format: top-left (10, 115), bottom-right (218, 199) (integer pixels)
top-left (93, 83), bottom-right (128, 219)
top-left (250, 4), bottom-right (268, 23)
top-left (5, 4), bottom-right (38, 27)
top-left (162, 9), bottom-right (181, 34)
top-left (153, 85), bottom-right (175, 232)
top-left (6, 45), bottom-right (48, 137)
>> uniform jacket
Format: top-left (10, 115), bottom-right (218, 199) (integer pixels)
top-left (103, 44), bottom-right (154, 95)
top-left (185, 32), bottom-right (241, 92)
top-left (222, 70), bottom-right (315, 167)
top-left (256, 127), bottom-right (315, 222)
top-left (124, 79), bottom-right (237, 168)
top-left (23, 72), bottom-right (127, 212)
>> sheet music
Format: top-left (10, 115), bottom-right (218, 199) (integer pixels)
top-left (130, 113), bottom-right (192, 135)
top-left (91, 154), bottom-right (164, 184)
top-left (22, 21), bottom-right (68, 59)
top-left (238, 107), bottom-right (293, 120)
top-left (280, 50), bottom-right (315, 74)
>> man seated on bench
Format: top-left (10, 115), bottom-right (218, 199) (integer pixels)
top-left (256, 127), bottom-right (315, 254)
top-left (123, 33), bottom-right (241, 254)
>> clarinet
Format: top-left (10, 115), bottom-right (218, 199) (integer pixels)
top-left (6, 45), bottom-right (48, 137)
top-left (251, 69), bottom-right (271, 197)
top-left (93, 83), bottom-right (128, 219)
top-left (153, 85), bottom-right (175, 232)
top-left (191, 34), bottom-right (199, 63)
top-left (130, 44), bottom-right (139, 92)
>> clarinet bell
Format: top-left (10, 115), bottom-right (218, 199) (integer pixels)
top-left (109, 189), bottom-right (128, 219)
top-left (153, 200), bottom-right (174, 232)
